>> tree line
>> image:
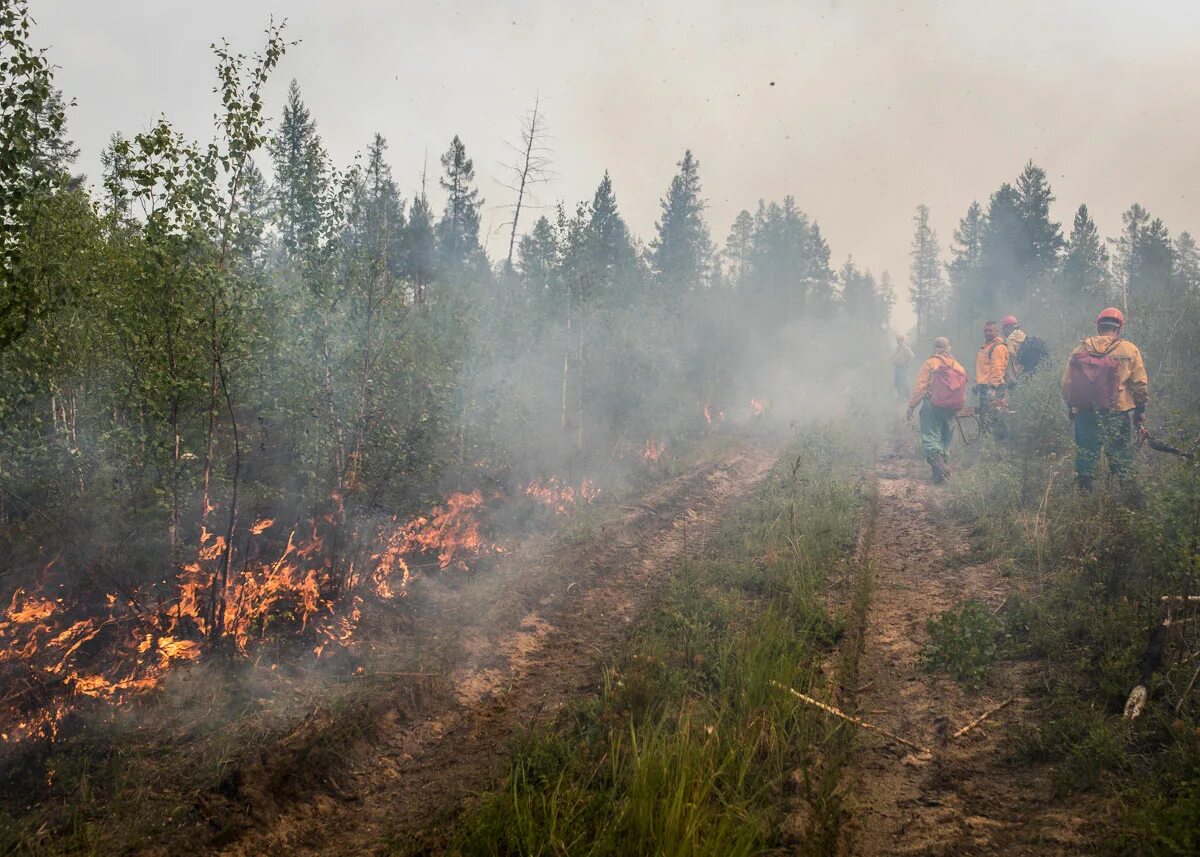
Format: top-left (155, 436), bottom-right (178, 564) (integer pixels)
top-left (1, 13), bottom-right (892, 618)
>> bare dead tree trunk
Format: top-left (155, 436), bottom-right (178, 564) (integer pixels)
top-left (505, 97), bottom-right (548, 271)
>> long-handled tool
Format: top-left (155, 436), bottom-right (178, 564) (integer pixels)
top-left (1140, 427), bottom-right (1195, 460)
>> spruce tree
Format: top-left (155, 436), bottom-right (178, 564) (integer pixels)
top-left (406, 174), bottom-right (436, 304)
top-left (517, 214), bottom-right (561, 294)
top-left (723, 209), bottom-right (754, 289)
top-left (1062, 204), bottom-right (1110, 300)
top-left (583, 171), bottom-right (638, 296)
top-left (1173, 232), bottom-right (1200, 298)
top-left (1115, 203), bottom-right (1173, 306)
top-left (947, 201), bottom-right (986, 322)
top-left (435, 135), bottom-right (484, 268)
top-left (980, 183), bottom-right (1024, 310)
top-left (1014, 161), bottom-right (1064, 282)
top-left (650, 150), bottom-right (713, 294)
top-left (268, 80), bottom-right (330, 262)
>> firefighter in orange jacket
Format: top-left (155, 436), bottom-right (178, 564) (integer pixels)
top-left (1061, 307), bottom-right (1149, 491)
top-left (908, 337), bottom-right (967, 483)
top-left (975, 321), bottom-right (1009, 414)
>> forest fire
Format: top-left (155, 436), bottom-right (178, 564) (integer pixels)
top-left (643, 436), bottom-right (667, 462)
top-left (0, 489), bottom-right (506, 746)
top-left (750, 398), bottom-right (766, 417)
top-left (703, 404), bottom-right (725, 425)
top-left (524, 478), bottom-right (599, 514)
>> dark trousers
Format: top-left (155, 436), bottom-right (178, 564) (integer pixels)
top-left (1074, 409), bottom-right (1133, 477)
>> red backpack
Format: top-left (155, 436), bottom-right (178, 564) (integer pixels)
top-left (1066, 340), bottom-right (1120, 410)
top-left (928, 360), bottom-right (967, 410)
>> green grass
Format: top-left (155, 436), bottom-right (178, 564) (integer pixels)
top-left (437, 424), bottom-right (875, 857)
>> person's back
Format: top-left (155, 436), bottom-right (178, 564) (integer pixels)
top-left (908, 338), bottom-right (967, 483)
top-left (1061, 308), bottom-right (1149, 492)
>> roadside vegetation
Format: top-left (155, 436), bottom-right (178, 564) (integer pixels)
top-left (438, 422), bottom-right (876, 856)
top-left (933, 336), bottom-right (1200, 855)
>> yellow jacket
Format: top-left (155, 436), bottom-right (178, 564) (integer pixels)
top-left (909, 353), bottom-right (967, 409)
top-left (975, 337), bottom-right (1009, 387)
top-left (892, 343), bottom-right (915, 366)
top-left (1061, 334), bottom-right (1149, 413)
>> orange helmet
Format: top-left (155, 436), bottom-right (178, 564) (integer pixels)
top-left (1000, 315), bottom-right (1018, 327)
top-left (1097, 307), bottom-right (1124, 327)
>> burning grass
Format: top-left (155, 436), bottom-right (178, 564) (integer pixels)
top-left (0, 477), bottom-right (600, 752)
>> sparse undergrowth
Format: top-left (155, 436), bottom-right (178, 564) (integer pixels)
top-left (435, 423), bottom-right (875, 857)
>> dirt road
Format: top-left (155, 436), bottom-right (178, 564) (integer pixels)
top-left (839, 424), bottom-right (1092, 856)
top-left (219, 437), bottom-right (784, 856)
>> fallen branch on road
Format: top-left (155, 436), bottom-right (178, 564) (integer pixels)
top-left (769, 680), bottom-right (932, 755)
top-left (952, 697), bottom-right (1015, 739)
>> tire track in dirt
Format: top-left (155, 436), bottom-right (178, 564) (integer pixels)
top-left (838, 424), bottom-right (1093, 856)
top-left (219, 436), bottom-right (785, 856)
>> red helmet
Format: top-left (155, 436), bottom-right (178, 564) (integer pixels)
top-left (1097, 307), bottom-right (1124, 327)
top-left (1000, 315), bottom-right (1019, 327)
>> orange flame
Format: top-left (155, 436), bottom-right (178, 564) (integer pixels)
top-left (643, 436), bottom-right (666, 463)
top-left (750, 398), bottom-right (766, 417)
top-left (524, 478), bottom-right (599, 515)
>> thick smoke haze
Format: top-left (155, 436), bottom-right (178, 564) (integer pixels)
top-left (31, 0), bottom-right (1200, 328)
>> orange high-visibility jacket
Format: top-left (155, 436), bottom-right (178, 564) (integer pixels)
top-left (975, 337), bottom-right (1008, 387)
top-left (908, 353), bottom-right (967, 410)
top-left (1061, 334), bottom-right (1149, 413)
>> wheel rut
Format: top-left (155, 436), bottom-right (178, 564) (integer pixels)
top-left (838, 424), bottom-right (1094, 856)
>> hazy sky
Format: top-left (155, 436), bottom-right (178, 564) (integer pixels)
top-left (32, 0), bottom-right (1200, 330)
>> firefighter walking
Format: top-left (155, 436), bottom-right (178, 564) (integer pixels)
top-left (1062, 307), bottom-right (1149, 492)
top-left (908, 336), bottom-right (968, 484)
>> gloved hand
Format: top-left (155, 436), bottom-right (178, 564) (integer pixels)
top-left (1067, 407), bottom-right (1076, 423)
top-left (1133, 407), bottom-right (1147, 435)
top-left (906, 405), bottom-right (915, 423)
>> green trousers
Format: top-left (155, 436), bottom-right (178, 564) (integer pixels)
top-left (919, 402), bottom-right (956, 460)
top-left (1073, 409), bottom-right (1133, 477)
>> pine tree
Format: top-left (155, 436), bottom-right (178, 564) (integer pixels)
top-left (1062, 204), bottom-right (1110, 300)
top-left (268, 80), bottom-right (330, 262)
top-left (435, 135), bottom-right (484, 268)
top-left (909, 204), bottom-right (944, 340)
top-left (649, 150), bottom-right (713, 294)
top-left (723, 209), bottom-right (754, 288)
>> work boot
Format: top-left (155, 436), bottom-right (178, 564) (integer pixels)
top-left (1076, 474), bottom-right (1094, 494)
top-left (928, 453), bottom-right (948, 484)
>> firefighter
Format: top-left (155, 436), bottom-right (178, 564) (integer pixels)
top-left (1001, 315), bottom-right (1025, 382)
top-left (975, 321), bottom-right (1009, 415)
top-left (1062, 307), bottom-right (1149, 492)
top-left (892, 334), bottom-right (915, 399)
top-left (907, 337), bottom-right (967, 483)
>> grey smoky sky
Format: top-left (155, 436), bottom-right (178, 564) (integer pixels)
top-left (33, 0), bottom-right (1200, 330)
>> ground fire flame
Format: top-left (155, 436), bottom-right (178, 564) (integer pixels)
top-left (0, 481), bottom-right (579, 746)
